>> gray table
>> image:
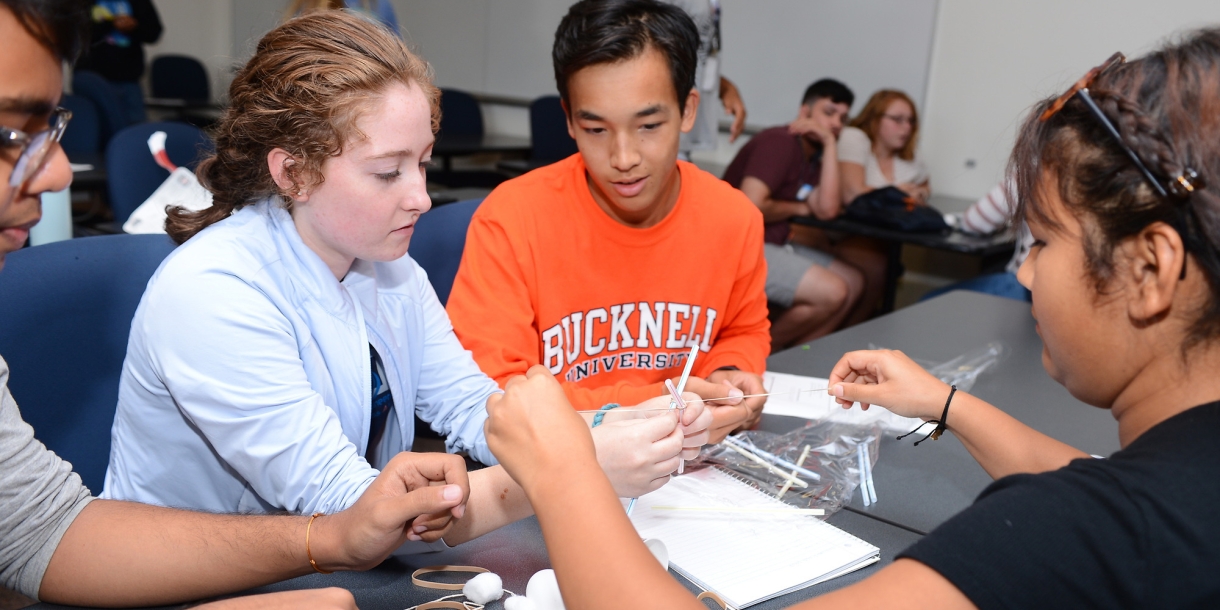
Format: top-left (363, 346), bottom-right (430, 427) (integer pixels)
top-left (30, 513), bottom-right (918, 610)
top-left (765, 290), bottom-right (1121, 534)
top-left (32, 291), bottom-right (1116, 609)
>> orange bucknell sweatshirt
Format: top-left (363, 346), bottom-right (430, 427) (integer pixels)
top-left (446, 154), bottom-right (770, 410)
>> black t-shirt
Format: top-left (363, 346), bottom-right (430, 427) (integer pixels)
top-left (900, 401), bottom-right (1220, 609)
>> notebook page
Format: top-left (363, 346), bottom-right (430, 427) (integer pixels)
top-left (762, 371), bottom-right (922, 433)
top-left (631, 468), bottom-right (879, 608)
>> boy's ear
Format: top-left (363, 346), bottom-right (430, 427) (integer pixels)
top-left (679, 88), bottom-right (700, 134)
top-left (561, 98), bottom-right (576, 141)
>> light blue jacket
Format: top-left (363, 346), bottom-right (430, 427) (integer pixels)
top-left (102, 200), bottom-right (499, 515)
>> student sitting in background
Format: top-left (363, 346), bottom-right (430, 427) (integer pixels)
top-left (74, 0), bottom-right (162, 125)
top-left (482, 27), bottom-right (1220, 608)
top-left (0, 3), bottom-right (475, 608)
top-left (722, 79), bottom-right (864, 349)
top-left (104, 10), bottom-right (710, 539)
top-left (839, 89), bottom-right (930, 204)
top-left (446, 0), bottom-right (769, 443)
top-left (924, 179), bottom-right (1033, 302)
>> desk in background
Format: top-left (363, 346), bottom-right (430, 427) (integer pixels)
top-left (30, 291), bottom-right (1113, 609)
top-left (792, 195), bottom-right (1016, 312)
top-left (432, 134), bottom-right (532, 173)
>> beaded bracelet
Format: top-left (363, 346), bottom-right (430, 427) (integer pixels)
top-left (591, 403), bottom-right (620, 427)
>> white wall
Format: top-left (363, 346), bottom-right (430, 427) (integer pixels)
top-left (922, 0), bottom-right (1220, 201)
top-left (144, 0), bottom-right (234, 103)
top-left (147, 0), bottom-right (1220, 205)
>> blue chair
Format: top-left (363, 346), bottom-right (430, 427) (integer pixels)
top-left (150, 55), bottom-right (210, 103)
top-left (71, 70), bottom-right (131, 146)
top-left (529, 95), bottom-right (577, 162)
top-left (408, 198), bottom-right (481, 305)
top-left (59, 94), bottom-right (104, 156)
top-left (439, 88), bottom-right (484, 137)
top-left (106, 122), bottom-right (213, 225)
top-left (0, 234), bottom-right (178, 493)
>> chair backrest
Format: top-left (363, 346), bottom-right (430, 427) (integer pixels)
top-left (150, 55), bottom-right (210, 102)
top-left (0, 234), bottom-right (177, 493)
top-left (439, 88), bottom-right (484, 137)
top-left (71, 70), bottom-right (131, 145)
top-left (106, 122), bottom-right (214, 224)
top-left (529, 95), bottom-right (577, 162)
top-left (59, 94), bottom-right (103, 156)
top-left (407, 198), bottom-right (482, 305)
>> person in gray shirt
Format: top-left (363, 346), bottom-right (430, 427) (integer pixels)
top-left (0, 2), bottom-right (475, 607)
top-left (661, 0), bottom-right (747, 158)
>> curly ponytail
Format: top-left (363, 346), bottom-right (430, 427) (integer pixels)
top-left (1011, 27), bottom-right (1220, 349)
top-left (166, 10), bottom-right (440, 244)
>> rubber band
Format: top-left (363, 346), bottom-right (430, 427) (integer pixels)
top-left (591, 403), bottom-right (620, 427)
top-left (697, 591), bottom-right (732, 608)
top-left (411, 565), bottom-right (490, 590)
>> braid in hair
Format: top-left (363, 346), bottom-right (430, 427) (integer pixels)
top-left (1011, 27), bottom-right (1220, 352)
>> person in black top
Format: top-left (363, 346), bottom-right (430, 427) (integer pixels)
top-left (474, 26), bottom-right (1220, 610)
top-left (75, 0), bottom-right (161, 124)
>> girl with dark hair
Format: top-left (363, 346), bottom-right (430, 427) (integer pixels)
top-left (103, 10), bottom-right (711, 549)
top-left (482, 27), bottom-right (1220, 609)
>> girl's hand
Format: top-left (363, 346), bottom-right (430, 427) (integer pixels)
top-left (828, 349), bottom-right (950, 420)
top-left (590, 414), bottom-right (682, 497)
top-left (485, 366), bottom-right (594, 493)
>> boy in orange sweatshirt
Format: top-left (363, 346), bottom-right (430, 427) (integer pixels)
top-left (447, 0), bottom-right (769, 442)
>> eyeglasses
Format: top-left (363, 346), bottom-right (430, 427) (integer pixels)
top-left (1039, 52), bottom-right (1202, 200)
top-left (2, 107), bottom-right (72, 190)
top-left (882, 114), bottom-right (915, 126)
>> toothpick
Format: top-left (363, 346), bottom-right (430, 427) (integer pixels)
top-left (725, 435), bottom-right (822, 482)
top-left (650, 506), bottom-right (825, 516)
top-left (686, 388), bottom-right (830, 403)
top-left (776, 444), bottom-right (811, 498)
top-left (723, 441), bottom-right (808, 488)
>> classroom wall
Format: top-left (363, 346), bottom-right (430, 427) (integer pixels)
top-left (144, 0), bottom-right (1220, 205)
top-left (144, 0), bottom-right (234, 101)
top-left (922, 0), bottom-right (1220, 201)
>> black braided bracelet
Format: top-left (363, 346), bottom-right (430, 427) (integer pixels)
top-left (897, 385), bottom-right (957, 446)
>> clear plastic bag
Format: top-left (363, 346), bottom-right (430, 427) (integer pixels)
top-left (869, 340), bottom-right (1008, 393)
top-left (925, 341), bottom-right (1007, 392)
top-left (695, 420), bottom-right (880, 518)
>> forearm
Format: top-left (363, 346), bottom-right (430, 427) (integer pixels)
top-left (39, 500), bottom-right (313, 607)
top-left (759, 198), bottom-right (812, 224)
top-left (811, 145), bottom-right (842, 219)
top-left (528, 461), bottom-right (701, 610)
top-left (941, 392), bottom-right (1089, 478)
top-left (442, 465), bottom-right (534, 545)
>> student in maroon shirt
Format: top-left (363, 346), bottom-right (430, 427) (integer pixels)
top-left (724, 79), bottom-right (870, 350)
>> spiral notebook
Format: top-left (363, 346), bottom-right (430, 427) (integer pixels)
top-left (630, 467), bottom-right (879, 608)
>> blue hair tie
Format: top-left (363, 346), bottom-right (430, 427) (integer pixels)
top-left (591, 403), bottom-right (621, 427)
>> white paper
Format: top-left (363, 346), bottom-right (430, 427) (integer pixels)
top-left (123, 166), bottom-right (213, 234)
top-left (631, 468), bottom-right (878, 608)
top-left (762, 371), bottom-right (924, 433)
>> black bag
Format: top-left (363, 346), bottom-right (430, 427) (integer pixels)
top-left (842, 186), bottom-right (948, 233)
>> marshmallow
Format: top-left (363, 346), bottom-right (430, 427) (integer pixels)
top-left (525, 569), bottom-right (566, 610)
top-left (504, 595), bottom-right (540, 610)
top-left (461, 571), bottom-right (503, 604)
top-left (644, 538), bottom-right (669, 571)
